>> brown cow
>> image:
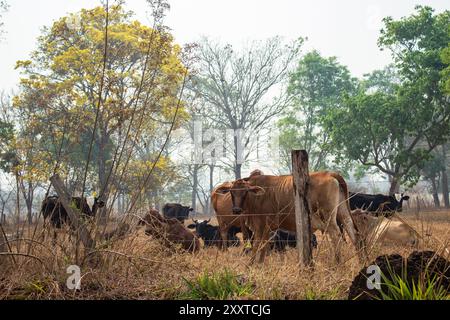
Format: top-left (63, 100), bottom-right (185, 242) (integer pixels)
top-left (350, 209), bottom-right (419, 247)
top-left (211, 169), bottom-right (264, 249)
top-left (212, 181), bottom-right (252, 249)
top-left (215, 172), bottom-right (366, 263)
top-left (139, 209), bottom-right (200, 253)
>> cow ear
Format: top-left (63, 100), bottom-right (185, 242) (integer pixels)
top-left (188, 208), bottom-right (194, 211)
top-left (187, 224), bottom-right (196, 229)
top-left (402, 195), bottom-right (410, 201)
top-left (249, 186), bottom-right (265, 196)
top-left (215, 186), bottom-right (230, 195)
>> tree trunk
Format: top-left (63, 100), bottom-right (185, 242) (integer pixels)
top-left (97, 128), bottom-right (110, 223)
top-left (14, 173), bottom-right (20, 238)
top-left (209, 165), bottom-right (214, 215)
top-left (430, 177), bottom-right (440, 208)
top-left (26, 181), bottom-right (33, 225)
top-left (389, 175), bottom-right (400, 195)
top-left (1, 203), bottom-right (6, 225)
top-left (442, 145), bottom-right (449, 208)
top-left (18, 178), bottom-right (34, 225)
top-left (25, 198), bottom-right (33, 225)
top-left (191, 164), bottom-right (199, 212)
top-left (117, 190), bottom-right (122, 214)
top-left (234, 131), bottom-right (243, 179)
top-left (235, 163), bottom-right (242, 180)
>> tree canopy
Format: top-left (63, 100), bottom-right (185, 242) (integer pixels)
top-left (278, 50), bottom-right (356, 172)
top-left (324, 6), bottom-right (450, 194)
top-left (11, 4), bottom-right (187, 213)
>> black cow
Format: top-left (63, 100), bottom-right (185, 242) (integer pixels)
top-left (269, 229), bottom-right (318, 252)
top-left (187, 219), bottom-right (240, 247)
top-left (162, 203), bottom-right (193, 223)
top-left (348, 192), bottom-right (410, 216)
top-left (41, 196), bottom-right (105, 229)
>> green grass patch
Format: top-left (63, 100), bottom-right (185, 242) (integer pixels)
top-left (180, 269), bottom-right (253, 300)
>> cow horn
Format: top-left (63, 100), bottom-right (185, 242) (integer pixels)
top-left (206, 218), bottom-right (211, 223)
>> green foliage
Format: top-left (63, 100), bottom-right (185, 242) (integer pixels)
top-left (278, 50), bottom-right (356, 172)
top-left (180, 269), bottom-right (253, 300)
top-left (325, 6), bottom-right (450, 192)
top-left (13, 4), bottom-right (186, 194)
top-left (304, 286), bottom-right (341, 300)
top-left (421, 150), bottom-right (446, 183)
top-left (442, 35), bottom-right (450, 95)
top-left (0, 119), bottom-right (16, 172)
top-left (379, 268), bottom-right (449, 300)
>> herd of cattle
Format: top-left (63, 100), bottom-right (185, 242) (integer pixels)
top-left (40, 170), bottom-right (418, 263)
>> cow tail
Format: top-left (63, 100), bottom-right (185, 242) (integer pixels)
top-left (330, 172), bottom-right (359, 232)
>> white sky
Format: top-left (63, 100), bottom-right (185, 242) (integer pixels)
top-left (0, 0), bottom-right (448, 92)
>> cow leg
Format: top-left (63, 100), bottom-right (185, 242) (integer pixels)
top-left (250, 218), bottom-right (270, 264)
top-left (249, 222), bottom-right (263, 264)
top-left (257, 222), bottom-right (270, 263)
top-left (218, 224), bottom-right (229, 250)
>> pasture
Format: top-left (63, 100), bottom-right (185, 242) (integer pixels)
top-left (1, 208), bottom-right (449, 300)
top-left (0, 0), bottom-right (449, 303)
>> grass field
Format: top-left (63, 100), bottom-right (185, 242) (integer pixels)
top-left (1, 209), bottom-right (449, 300)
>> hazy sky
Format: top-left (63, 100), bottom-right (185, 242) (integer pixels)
top-left (0, 0), bottom-right (448, 91)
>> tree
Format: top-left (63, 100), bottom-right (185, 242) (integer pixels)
top-left (442, 41), bottom-right (450, 94)
top-left (421, 150), bottom-right (445, 207)
top-left (379, 6), bottom-right (450, 197)
top-left (14, 4), bottom-right (187, 214)
top-left (277, 50), bottom-right (356, 172)
top-left (190, 37), bottom-right (303, 179)
top-left (325, 7), bottom-right (450, 195)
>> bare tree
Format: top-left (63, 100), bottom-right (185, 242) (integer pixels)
top-left (0, 175), bottom-right (13, 224)
top-left (190, 37), bottom-right (303, 178)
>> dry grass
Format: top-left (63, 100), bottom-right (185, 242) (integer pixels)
top-left (1, 209), bottom-right (449, 300)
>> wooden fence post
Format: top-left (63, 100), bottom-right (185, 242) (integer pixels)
top-left (50, 174), bottom-right (95, 253)
top-left (291, 150), bottom-right (313, 267)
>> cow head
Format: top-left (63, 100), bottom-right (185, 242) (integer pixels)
top-left (215, 179), bottom-right (265, 214)
top-left (397, 193), bottom-right (410, 211)
top-left (382, 194), bottom-right (410, 213)
top-left (187, 219), bottom-right (212, 237)
top-left (94, 197), bottom-right (106, 208)
top-left (164, 204), bottom-right (194, 222)
top-left (176, 205), bottom-right (194, 221)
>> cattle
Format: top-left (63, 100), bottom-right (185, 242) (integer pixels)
top-left (348, 192), bottom-right (410, 216)
top-left (212, 182), bottom-right (253, 249)
top-left (350, 209), bottom-right (418, 247)
top-left (41, 196), bottom-right (104, 229)
top-left (215, 171), bottom-right (366, 263)
top-left (187, 219), bottom-right (240, 247)
top-left (269, 230), bottom-right (318, 252)
top-left (209, 170), bottom-right (262, 249)
top-left (162, 203), bottom-right (193, 222)
top-left (139, 209), bottom-right (200, 253)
